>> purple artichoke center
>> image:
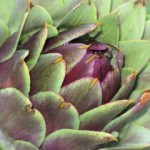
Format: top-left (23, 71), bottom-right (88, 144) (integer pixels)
top-left (63, 42), bottom-right (113, 86)
top-left (87, 42), bottom-right (112, 59)
top-left (87, 42), bottom-right (113, 80)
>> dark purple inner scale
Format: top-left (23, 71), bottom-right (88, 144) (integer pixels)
top-left (63, 42), bottom-right (113, 86)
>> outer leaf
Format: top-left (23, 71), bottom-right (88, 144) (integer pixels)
top-left (103, 91), bottom-right (150, 133)
top-left (146, 14), bottom-right (150, 20)
top-left (0, 130), bottom-right (15, 150)
top-left (30, 53), bottom-right (66, 95)
top-left (101, 145), bottom-right (150, 150)
top-left (0, 141), bottom-right (7, 150)
top-left (0, 20), bottom-right (9, 46)
top-left (129, 90), bottom-right (143, 101)
top-left (142, 20), bottom-right (150, 40)
top-left (134, 63), bottom-right (150, 91)
top-left (119, 40), bottom-right (150, 72)
top-left (31, 0), bottom-right (81, 26)
top-left (128, 92), bottom-right (150, 129)
top-left (0, 32), bottom-right (18, 63)
top-left (14, 140), bottom-right (39, 150)
top-left (89, 24), bottom-right (101, 38)
top-left (42, 129), bottom-right (117, 150)
top-left (60, 77), bottom-right (102, 114)
top-left (22, 5), bottom-right (53, 34)
top-left (0, 88), bottom-right (46, 147)
top-left (0, 51), bottom-right (30, 96)
top-left (111, 71), bottom-right (136, 101)
top-left (110, 122), bottom-right (150, 148)
top-left (32, 0), bottom-right (96, 28)
top-left (146, 0), bottom-right (150, 14)
top-left (118, 1), bottom-right (146, 40)
top-left (96, 13), bottom-right (119, 46)
top-left (80, 100), bottom-right (133, 131)
top-left (0, 1), bottom-right (28, 63)
top-left (111, 0), bottom-right (136, 11)
top-left (0, 0), bottom-right (16, 23)
top-left (44, 23), bottom-right (98, 51)
top-left (7, 0), bottom-right (28, 34)
top-left (31, 91), bottom-right (80, 135)
top-left (58, 1), bottom-right (97, 28)
top-left (47, 24), bottom-right (58, 38)
top-left (50, 0), bottom-right (81, 26)
top-left (21, 24), bottom-right (58, 45)
top-left (121, 67), bottom-right (134, 84)
top-left (20, 27), bottom-right (48, 70)
top-left (93, 0), bottom-right (111, 19)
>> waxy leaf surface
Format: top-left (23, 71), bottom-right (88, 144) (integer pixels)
top-left (31, 91), bottom-right (79, 135)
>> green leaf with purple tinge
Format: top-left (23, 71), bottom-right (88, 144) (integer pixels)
top-left (14, 140), bottom-right (39, 150)
top-left (42, 129), bottom-right (117, 150)
top-left (0, 50), bottom-right (30, 96)
top-left (128, 92), bottom-right (150, 130)
top-left (46, 43), bottom-right (87, 73)
top-left (44, 23), bottom-right (98, 51)
top-left (0, 0), bottom-right (28, 63)
top-left (111, 71), bottom-right (136, 101)
top-left (30, 53), bottom-right (66, 95)
top-left (0, 129), bottom-right (15, 150)
top-left (0, 32), bottom-right (18, 63)
top-left (20, 27), bottom-right (48, 71)
top-left (0, 88), bottom-right (46, 147)
top-left (103, 92), bottom-right (150, 133)
top-left (80, 100), bottom-right (133, 131)
top-left (60, 77), bottom-right (102, 114)
top-left (101, 144), bottom-right (150, 150)
top-left (31, 91), bottom-right (79, 135)
top-left (107, 122), bottom-right (150, 149)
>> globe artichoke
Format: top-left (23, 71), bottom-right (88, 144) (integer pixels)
top-left (0, 0), bottom-right (150, 149)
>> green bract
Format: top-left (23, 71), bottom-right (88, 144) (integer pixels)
top-left (0, 0), bottom-right (150, 149)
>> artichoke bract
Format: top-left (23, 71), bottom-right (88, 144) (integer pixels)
top-left (0, 0), bottom-right (150, 150)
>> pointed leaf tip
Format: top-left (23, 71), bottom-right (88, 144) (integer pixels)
top-left (140, 90), bottom-right (150, 105)
top-left (53, 56), bottom-right (64, 64)
top-left (89, 78), bottom-right (99, 89)
top-left (78, 44), bottom-right (91, 49)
